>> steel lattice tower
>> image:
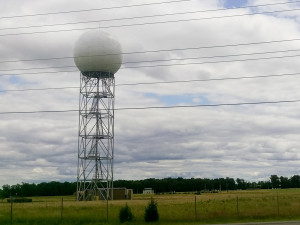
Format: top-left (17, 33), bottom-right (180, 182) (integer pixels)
top-left (77, 72), bottom-right (115, 200)
top-left (73, 30), bottom-right (122, 201)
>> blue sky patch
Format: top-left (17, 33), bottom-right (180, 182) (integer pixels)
top-left (222, 0), bottom-right (248, 8)
top-left (8, 76), bottom-right (36, 87)
top-left (9, 76), bottom-right (22, 84)
top-left (145, 93), bottom-right (210, 106)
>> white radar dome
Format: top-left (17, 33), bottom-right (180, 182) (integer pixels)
top-left (73, 30), bottom-right (122, 78)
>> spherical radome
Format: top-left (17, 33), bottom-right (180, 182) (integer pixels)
top-left (73, 30), bottom-right (122, 77)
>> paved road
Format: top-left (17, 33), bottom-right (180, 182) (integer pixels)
top-left (213, 221), bottom-right (300, 225)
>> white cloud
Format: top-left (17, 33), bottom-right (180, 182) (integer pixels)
top-left (0, 0), bottom-right (300, 187)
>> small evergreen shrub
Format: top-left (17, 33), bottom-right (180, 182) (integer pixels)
top-left (119, 203), bottom-right (134, 223)
top-left (144, 198), bottom-right (159, 222)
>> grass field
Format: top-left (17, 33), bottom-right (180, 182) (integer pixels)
top-left (0, 189), bottom-right (300, 225)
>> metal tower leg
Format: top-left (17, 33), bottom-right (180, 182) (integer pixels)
top-left (77, 72), bottom-right (114, 201)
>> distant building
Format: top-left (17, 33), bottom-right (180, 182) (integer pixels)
top-left (99, 188), bottom-right (133, 200)
top-left (143, 188), bottom-right (154, 194)
top-left (76, 188), bottom-right (133, 200)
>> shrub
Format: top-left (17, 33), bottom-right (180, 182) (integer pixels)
top-left (119, 203), bottom-right (134, 223)
top-left (144, 198), bottom-right (159, 222)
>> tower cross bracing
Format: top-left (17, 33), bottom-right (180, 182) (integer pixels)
top-left (77, 72), bottom-right (115, 201)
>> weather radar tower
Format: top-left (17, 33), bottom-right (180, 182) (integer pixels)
top-left (73, 30), bottom-right (122, 201)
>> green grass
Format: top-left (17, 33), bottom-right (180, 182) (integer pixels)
top-left (0, 189), bottom-right (300, 224)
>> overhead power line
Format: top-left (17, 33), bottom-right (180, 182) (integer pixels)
top-left (0, 0), bottom-right (191, 20)
top-left (1, 72), bottom-right (300, 93)
top-left (0, 109), bottom-right (78, 115)
top-left (1, 38), bottom-right (300, 65)
top-left (117, 72), bottom-right (300, 86)
top-left (2, 48), bottom-right (300, 73)
top-left (1, 8), bottom-right (300, 37)
top-left (116, 100), bottom-right (300, 111)
top-left (0, 86), bottom-right (78, 93)
top-left (2, 1), bottom-right (300, 31)
top-left (0, 65), bottom-right (75, 72)
top-left (125, 48), bottom-right (300, 64)
top-left (0, 99), bottom-right (300, 115)
top-left (123, 53), bottom-right (300, 69)
top-left (0, 70), bottom-right (78, 77)
top-left (1, 53), bottom-right (300, 77)
top-left (0, 0), bottom-right (298, 21)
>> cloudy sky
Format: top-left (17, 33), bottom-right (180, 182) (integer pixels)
top-left (1, 0), bottom-right (300, 186)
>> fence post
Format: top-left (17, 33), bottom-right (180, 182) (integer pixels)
top-left (61, 197), bottom-right (63, 222)
top-left (276, 193), bottom-right (279, 216)
top-left (106, 197), bottom-right (109, 221)
top-left (194, 196), bottom-right (197, 221)
top-left (236, 196), bottom-right (239, 217)
top-left (10, 196), bottom-right (13, 225)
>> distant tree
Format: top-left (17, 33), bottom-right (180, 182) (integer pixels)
top-left (236, 178), bottom-right (246, 190)
top-left (4, 174), bottom-right (300, 198)
top-left (280, 176), bottom-right (290, 188)
top-left (19, 183), bottom-right (37, 197)
top-left (270, 175), bottom-right (280, 188)
top-left (1, 185), bottom-right (11, 198)
top-left (226, 177), bottom-right (237, 190)
top-left (257, 180), bottom-right (271, 189)
top-left (290, 175), bottom-right (300, 188)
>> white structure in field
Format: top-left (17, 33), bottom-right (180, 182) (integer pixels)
top-left (73, 30), bottom-right (122, 201)
top-left (143, 188), bottom-right (154, 194)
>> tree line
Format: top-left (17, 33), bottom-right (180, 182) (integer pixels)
top-left (0, 175), bottom-right (299, 198)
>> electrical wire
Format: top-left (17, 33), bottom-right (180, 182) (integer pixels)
top-left (1, 72), bottom-right (300, 93)
top-left (0, 99), bottom-right (299, 115)
top-left (2, 1), bottom-right (300, 31)
top-left (1, 53), bottom-right (300, 77)
top-left (0, 109), bottom-right (78, 114)
top-left (0, 70), bottom-right (77, 77)
top-left (123, 48), bottom-right (300, 65)
top-left (123, 53), bottom-right (300, 69)
top-left (1, 0), bottom-right (299, 22)
top-left (0, 0), bottom-right (191, 20)
top-left (116, 100), bottom-right (300, 110)
top-left (117, 72), bottom-right (300, 86)
top-left (1, 38), bottom-right (300, 64)
top-left (116, 72), bottom-right (300, 85)
top-left (0, 87), bottom-right (78, 93)
top-left (1, 8), bottom-right (300, 37)
top-left (0, 65), bottom-right (75, 72)
top-left (2, 48), bottom-right (300, 73)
